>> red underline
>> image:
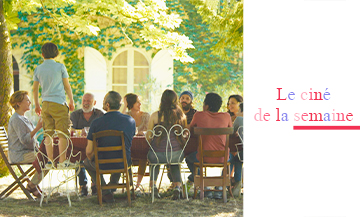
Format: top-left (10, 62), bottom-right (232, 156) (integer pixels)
top-left (293, 126), bottom-right (360, 130)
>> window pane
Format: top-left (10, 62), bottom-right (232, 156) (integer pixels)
top-left (112, 68), bottom-right (127, 84)
top-left (134, 68), bottom-right (149, 84)
top-left (112, 86), bottom-right (127, 98)
top-left (134, 51), bottom-right (148, 66)
top-left (113, 51), bottom-right (127, 66)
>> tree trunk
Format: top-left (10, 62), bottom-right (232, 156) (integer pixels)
top-left (0, 0), bottom-right (13, 129)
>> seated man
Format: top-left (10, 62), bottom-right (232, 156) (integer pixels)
top-left (186, 92), bottom-right (233, 199)
top-left (70, 93), bottom-right (104, 196)
top-left (179, 91), bottom-right (197, 124)
top-left (84, 91), bottom-right (136, 203)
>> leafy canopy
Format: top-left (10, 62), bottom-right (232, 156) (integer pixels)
top-left (5, 0), bottom-right (195, 62)
top-left (171, 0), bottom-right (242, 107)
top-left (190, 0), bottom-right (243, 60)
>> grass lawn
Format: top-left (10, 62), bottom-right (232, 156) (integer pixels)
top-left (0, 174), bottom-right (243, 217)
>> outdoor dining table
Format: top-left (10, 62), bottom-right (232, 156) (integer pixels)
top-left (33, 135), bottom-right (243, 173)
top-left (129, 135), bottom-right (242, 159)
top-left (33, 136), bottom-right (149, 173)
top-left (33, 137), bottom-right (87, 174)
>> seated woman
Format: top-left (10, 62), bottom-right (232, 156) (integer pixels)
top-left (146, 89), bottom-right (187, 200)
top-left (122, 93), bottom-right (150, 190)
top-left (122, 93), bottom-right (150, 135)
top-left (231, 102), bottom-right (243, 197)
top-left (227, 94), bottom-right (243, 122)
top-left (7, 91), bottom-right (45, 198)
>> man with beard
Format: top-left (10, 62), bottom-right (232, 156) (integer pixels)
top-left (70, 93), bottom-right (104, 196)
top-left (179, 91), bottom-right (197, 124)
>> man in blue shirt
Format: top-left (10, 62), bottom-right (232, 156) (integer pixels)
top-left (84, 91), bottom-right (136, 203)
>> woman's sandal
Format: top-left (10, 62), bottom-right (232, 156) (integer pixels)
top-left (26, 184), bottom-right (43, 198)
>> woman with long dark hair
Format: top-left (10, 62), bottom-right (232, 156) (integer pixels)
top-left (146, 89), bottom-right (187, 200)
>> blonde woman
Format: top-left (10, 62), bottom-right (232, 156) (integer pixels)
top-left (8, 91), bottom-right (45, 198)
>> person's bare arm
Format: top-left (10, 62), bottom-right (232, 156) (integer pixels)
top-left (32, 81), bottom-right (41, 116)
top-left (63, 77), bottom-right (74, 111)
top-left (86, 140), bottom-right (94, 160)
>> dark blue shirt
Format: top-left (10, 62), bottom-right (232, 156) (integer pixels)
top-left (87, 111), bottom-right (136, 169)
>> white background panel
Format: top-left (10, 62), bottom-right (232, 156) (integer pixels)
top-left (245, 0), bottom-right (360, 216)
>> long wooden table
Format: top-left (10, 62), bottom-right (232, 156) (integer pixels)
top-left (33, 135), bottom-right (242, 173)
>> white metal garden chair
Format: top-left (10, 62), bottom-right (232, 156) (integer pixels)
top-left (145, 124), bottom-right (190, 203)
top-left (34, 129), bottom-right (81, 207)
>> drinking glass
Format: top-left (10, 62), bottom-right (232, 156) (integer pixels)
top-left (84, 127), bottom-right (90, 136)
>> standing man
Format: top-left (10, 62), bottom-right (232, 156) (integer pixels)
top-left (179, 91), bottom-right (197, 124)
top-left (70, 93), bottom-right (104, 196)
top-left (84, 91), bottom-right (136, 203)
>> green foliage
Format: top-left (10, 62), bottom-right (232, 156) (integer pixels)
top-left (13, 9), bottom-right (86, 106)
top-left (169, 0), bottom-right (243, 103)
top-left (10, 0), bottom-right (195, 62)
top-left (190, 0), bottom-right (243, 59)
top-left (9, 0), bottom-right (243, 112)
top-left (0, 157), bottom-right (9, 178)
top-left (10, 1), bottom-right (196, 108)
top-left (12, 7), bottom-right (158, 107)
top-left (3, 0), bottom-right (20, 30)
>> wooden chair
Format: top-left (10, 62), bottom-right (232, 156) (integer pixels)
top-left (0, 126), bottom-right (37, 200)
top-left (193, 127), bottom-right (234, 203)
top-left (145, 124), bottom-right (190, 203)
top-left (93, 130), bottom-right (135, 206)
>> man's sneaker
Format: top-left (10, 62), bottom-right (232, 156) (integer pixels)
top-left (172, 187), bottom-right (181, 200)
top-left (213, 186), bottom-right (223, 199)
top-left (232, 181), bottom-right (241, 197)
top-left (80, 185), bottom-right (88, 197)
top-left (102, 193), bottom-right (115, 203)
top-left (91, 185), bottom-right (97, 196)
top-left (45, 162), bottom-right (53, 169)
